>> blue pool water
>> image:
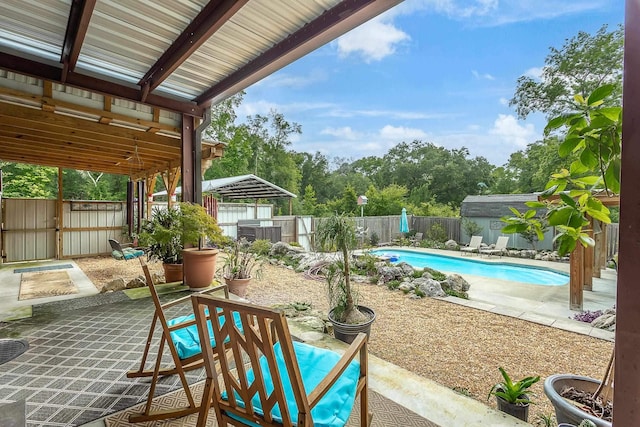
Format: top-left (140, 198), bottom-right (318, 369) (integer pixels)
top-left (369, 249), bottom-right (568, 286)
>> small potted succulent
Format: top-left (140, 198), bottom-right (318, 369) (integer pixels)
top-left (219, 238), bottom-right (264, 298)
top-left (487, 367), bottom-right (540, 422)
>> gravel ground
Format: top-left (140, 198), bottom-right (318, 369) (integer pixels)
top-left (75, 255), bottom-right (614, 425)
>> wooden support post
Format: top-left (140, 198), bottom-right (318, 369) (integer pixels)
top-left (146, 174), bottom-right (157, 219)
top-left (57, 167), bottom-right (63, 259)
top-left (162, 167), bottom-right (180, 209)
top-left (593, 221), bottom-right (606, 278)
top-left (289, 198), bottom-right (293, 215)
top-left (583, 216), bottom-right (594, 291)
top-left (583, 243), bottom-right (593, 291)
top-left (569, 244), bottom-right (584, 311)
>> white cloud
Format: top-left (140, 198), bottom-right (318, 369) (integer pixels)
top-left (378, 125), bottom-right (428, 141)
top-left (320, 126), bottom-right (362, 140)
top-left (524, 67), bottom-right (544, 80)
top-left (397, 0), bottom-right (611, 26)
top-left (337, 16), bottom-right (410, 62)
top-left (237, 100), bottom-right (336, 117)
top-left (499, 97), bottom-right (509, 106)
top-left (325, 108), bottom-right (453, 120)
top-left (260, 69), bottom-right (328, 88)
top-left (490, 114), bottom-right (537, 148)
top-left (472, 70), bottom-right (495, 80)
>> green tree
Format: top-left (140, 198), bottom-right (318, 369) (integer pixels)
top-left (364, 184), bottom-right (408, 216)
top-left (503, 85), bottom-right (621, 255)
top-left (510, 24), bottom-right (623, 120)
top-left (301, 184), bottom-right (318, 215)
top-left (1, 162), bottom-right (57, 198)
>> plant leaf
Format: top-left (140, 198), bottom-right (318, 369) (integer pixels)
top-left (587, 84), bottom-right (615, 105)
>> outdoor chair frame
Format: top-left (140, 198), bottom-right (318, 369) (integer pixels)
top-left (126, 258), bottom-right (230, 423)
top-left (108, 238), bottom-right (145, 261)
top-left (191, 294), bottom-right (372, 427)
top-left (410, 232), bottom-right (423, 247)
top-left (480, 236), bottom-right (509, 258)
top-left (460, 235), bottom-right (483, 256)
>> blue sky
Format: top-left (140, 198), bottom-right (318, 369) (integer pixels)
top-left (238, 0), bottom-right (624, 167)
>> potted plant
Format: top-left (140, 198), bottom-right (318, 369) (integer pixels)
top-left (138, 206), bottom-right (184, 282)
top-left (316, 212), bottom-right (376, 344)
top-left (179, 202), bottom-right (226, 289)
top-left (487, 367), bottom-right (540, 422)
top-left (219, 238), bottom-right (264, 298)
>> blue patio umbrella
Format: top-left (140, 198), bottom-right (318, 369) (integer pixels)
top-left (400, 207), bottom-right (409, 234)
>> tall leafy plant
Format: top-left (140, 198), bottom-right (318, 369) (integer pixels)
top-left (502, 84), bottom-right (621, 256)
top-left (316, 213), bottom-right (367, 324)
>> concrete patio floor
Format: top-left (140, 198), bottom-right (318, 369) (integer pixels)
top-left (0, 252), bottom-right (616, 426)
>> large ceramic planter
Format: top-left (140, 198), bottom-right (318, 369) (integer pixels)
top-left (495, 395), bottom-right (529, 422)
top-left (162, 263), bottom-right (183, 283)
top-left (328, 305), bottom-right (376, 344)
top-left (182, 248), bottom-right (218, 289)
top-left (544, 374), bottom-right (612, 427)
top-left (224, 276), bottom-right (252, 298)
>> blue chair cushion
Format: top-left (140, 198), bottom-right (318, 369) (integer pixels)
top-left (111, 248), bottom-right (144, 260)
top-left (224, 341), bottom-right (360, 427)
top-left (166, 310), bottom-right (243, 360)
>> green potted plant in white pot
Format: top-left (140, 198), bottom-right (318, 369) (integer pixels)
top-left (219, 238), bottom-right (264, 298)
top-left (179, 202), bottom-right (226, 289)
top-left (316, 212), bottom-right (376, 344)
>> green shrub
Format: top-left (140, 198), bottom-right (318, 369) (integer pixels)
top-left (250, 239), bottom-right (271, 256)
top-left (412, 270), bottom-right (423, 278)
top-left (445, 288), bottom-right (468, 299)
top-left (423, 267), bottom-right (446, 281)
top-left (387, 280), bottom-right (401, 290)
top-left (425, 223), bottom-right (447, 242)
top-left (369, 231), bottom-right (380, 246)
top-left (414, 288), bottom-right (426, 297)
top-left (289, 241), bottom-right (301, 247)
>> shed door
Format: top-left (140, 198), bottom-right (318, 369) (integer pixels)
top-left (1, 198), bottom-right (57, 262)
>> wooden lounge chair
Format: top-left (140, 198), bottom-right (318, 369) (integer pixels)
top-left (126, 258), bottom-right (234, 423)
top-left (410, 232), bottom-right (423, 247)
top-left (460, 235), bottom-right (483, 255)
top-left (480, 236), bottom-right (509, 257)
top-left (108, 238), bottom-right (145, 261)
top-left (191, 294), bottom-right (372, 427)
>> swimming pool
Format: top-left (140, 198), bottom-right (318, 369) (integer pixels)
top-left (369, 249), bottom-right (568, 286)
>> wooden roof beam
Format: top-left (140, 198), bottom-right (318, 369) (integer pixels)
top-left (139, 0), bottom-right (248, 97)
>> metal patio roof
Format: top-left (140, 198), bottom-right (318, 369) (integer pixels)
top-left (154, 174), bottom-right (296, 200)
top-left (0, 0), bottom-right (403, 177)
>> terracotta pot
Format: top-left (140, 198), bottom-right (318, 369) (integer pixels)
top-left (328, 305), bottom-right (376, 344)
top-left (182, 248), bottom-right (218, 289)
top-left (224, 276), bottom-right (252, 298)
top-left (162, 263), bottom-right (183, 283)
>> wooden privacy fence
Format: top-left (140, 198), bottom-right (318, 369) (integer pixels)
top-left (313, 215), bottom-right (461, 245)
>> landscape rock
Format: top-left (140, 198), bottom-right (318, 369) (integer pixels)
top-left (441, 274), bottom-right (470, 294)
top-left (413, 277), bottom-right (446, 297)
top-left (445, 239), bottom-right (458, 250)
top-left (125, 276), bottom-right (146, 289)
top-left (399, 283), bottom-right (413, 292)
top-left (101, 278), bottom-right (126, 293)
top-left (592, 313), bottom-right (616, 330)
top-left (269, 241), bottom-right (305, 257)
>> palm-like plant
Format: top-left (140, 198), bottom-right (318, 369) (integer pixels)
top-left (316, 212), bottom-right (368, 324)
top-left (488, 367), bottom-right (540, 405)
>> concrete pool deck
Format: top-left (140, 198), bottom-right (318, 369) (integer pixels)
top-left (379, 246), bottom-right (616, 341)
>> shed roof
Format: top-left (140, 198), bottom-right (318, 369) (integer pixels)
top-left (154, 174), bottom-right (296, 200)
top-left (0, 0), bottom-right (402, 177)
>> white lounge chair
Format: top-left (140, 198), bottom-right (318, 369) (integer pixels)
top-left (480, 236), bottom-right (509, 257)
top-left (460, 235), bottom-right (483, 255)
